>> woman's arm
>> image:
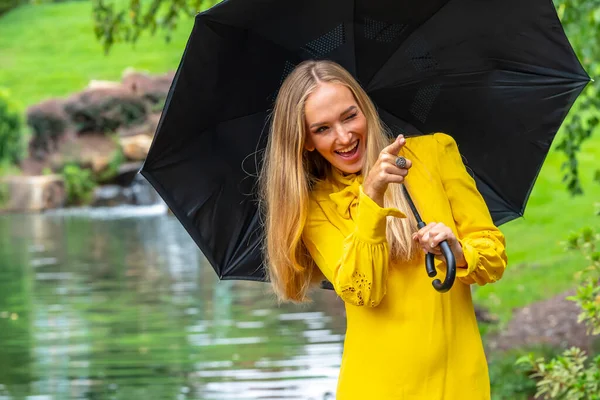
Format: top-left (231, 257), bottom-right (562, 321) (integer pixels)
top-left (434, 133), bottom-right (508, 285)
top-left (303, 189), bottom-right (404, 307)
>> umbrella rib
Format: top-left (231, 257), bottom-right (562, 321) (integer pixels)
top-left (370, 67), bottom-right (589, 93)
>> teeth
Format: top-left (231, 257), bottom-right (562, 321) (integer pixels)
top-left (337, 141), bottom-right (358, 153)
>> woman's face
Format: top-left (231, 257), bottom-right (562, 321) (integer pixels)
top-left (304, 82), bottom-right (368, 174)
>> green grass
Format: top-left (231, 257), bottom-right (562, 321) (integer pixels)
top-left (1, 0), bottom-right (600, 329)
top-left (0, 1), bottom-right (195, 109)
top-left (475, 131), bottom-right (600, 325)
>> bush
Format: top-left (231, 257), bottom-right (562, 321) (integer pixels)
top-left (517, 212), bottom-right (600, 399)
top-left (61, 163), bottom-right (96, 206)
top-left (64, 87), bottom-right (148, 135)
top-left (26, 98), bottom-right (69, 160)
top-left (0, 88), bottom-right (25, 167)
top-left (489, 346), bottom-right (561, 400)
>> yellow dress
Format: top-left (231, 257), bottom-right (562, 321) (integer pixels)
top-left (302, 133), bottom-right (507, 400)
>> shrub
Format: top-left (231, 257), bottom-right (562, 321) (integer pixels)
top-left (61, 163), bottom-right (96, 206)
top-left (0, 88), bottom-right (24, 167)
top-left (517, 212), bottom-right (600, 399)
top-left (489, 346), bottom-right (561, 400)
top-left (64, 87), bottom-right (148, 135)
top-left (26, 98), bottom-right (69, 160)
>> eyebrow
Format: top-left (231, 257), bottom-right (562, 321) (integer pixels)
top-left (309, 106), bottom-right (357, 129)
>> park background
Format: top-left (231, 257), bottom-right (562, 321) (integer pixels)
top-left (0, 0), bottom-right (599, 399)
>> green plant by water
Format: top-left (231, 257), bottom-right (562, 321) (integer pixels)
top-left (62, 163), bottom-right (97, 205)
top-left (517, 208), bottom-right (600, 399)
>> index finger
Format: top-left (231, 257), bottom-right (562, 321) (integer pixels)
top-left (383, 135), bottom-right (406, 156)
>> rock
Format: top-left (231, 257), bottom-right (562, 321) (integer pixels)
top-left (47, 134), bottom-right (119, 174)
top-left (89, 153), bottom-right (113, 174)
top-left (114, 162), bottom-right (143, 186)
top-left (1, 175), bottom-right (66, 212)
top-left (120, 134), bottom-right (152, 161)
top-left (122, 70), bottom-right (173, 98)
top-left (87, 80), bottom-right (122, 90)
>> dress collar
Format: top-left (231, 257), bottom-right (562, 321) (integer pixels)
top-left (328, 168), bottom-right (363, 219)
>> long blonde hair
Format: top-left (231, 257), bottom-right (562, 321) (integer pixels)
top-left (260, 60), bottom-right (419, 302)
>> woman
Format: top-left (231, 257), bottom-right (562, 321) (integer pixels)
top-left (259, 60), bottom-right (507, 399)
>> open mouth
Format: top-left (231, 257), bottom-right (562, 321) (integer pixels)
top-left (334, 140), bottom-right (359, 158)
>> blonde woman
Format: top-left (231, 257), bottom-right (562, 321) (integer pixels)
top-left (259, 60), bottom-right (507, 399)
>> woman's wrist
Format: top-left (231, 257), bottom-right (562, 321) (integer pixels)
top-left (362, 185), bottom-right (384, 207)
top-left (453, 241), bottom-right (468, 268)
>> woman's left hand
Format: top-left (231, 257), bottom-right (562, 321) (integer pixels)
top-left (412, 222), bottom-right (467, 267)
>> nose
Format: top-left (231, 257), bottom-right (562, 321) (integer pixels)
top-left (334, 124), bottom-right (353, 144)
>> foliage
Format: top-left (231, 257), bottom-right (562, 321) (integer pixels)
top-left (64, 89), bottom-right (148, 135)
top-left (0, 88), bottom-right (24, 166)
top-left (0, 0), bottom-right (19, 16)
top-left (0, 2), bottom-right (191, 109)
top-left (61, 163), bottom-right (97, 205)
top-left (489, 347), bottom-right (561, 400)
top-left (553, 0), bottom-right (600, 195)
top-left (26, 99), bottom-right (68, 160)
top-left (517, 348), bottom-right (600, 400)
top-left (96, 137), bottom-right (126, 182)
top-left (565, 226), bottom-right (600, 335)
top-left (517, 213), bottom-right (600, 399)
top-left (91, 0), bottom-right (220, 53)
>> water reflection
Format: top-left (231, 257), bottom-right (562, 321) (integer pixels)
top-left (0, 209), bottom-right (345, 399)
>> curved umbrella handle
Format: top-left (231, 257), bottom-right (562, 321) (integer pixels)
top-left (430, 240), bottom-right (456, 293)
top-left (425, 252), bottom-right (437, 277)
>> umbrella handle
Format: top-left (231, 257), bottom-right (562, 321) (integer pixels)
top-left (420, 226), bottom-right (456, 292)
top-left (408, 185), bottom-right (456, 293)
top-left (430, 240), bottom-right (456, 293)
top-left (425, 252), bottom-right (437, 277)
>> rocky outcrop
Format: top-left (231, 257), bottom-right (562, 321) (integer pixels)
top-left (120, 134), bottom-right (152, 161)
top-left (1, 175), bottom-right (65, 212)
top-left (11, 70), bottom-right (172, 211)
top-left (20, 70), bottom-right (170, 179)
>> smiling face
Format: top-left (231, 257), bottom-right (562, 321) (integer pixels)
top-left (304, 82), bottom-right (368, 174)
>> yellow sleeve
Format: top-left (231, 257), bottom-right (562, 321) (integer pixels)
top-left (435, 133), bottom-right (508, 285)
top-left (303, 187), bottom-right (405, 307)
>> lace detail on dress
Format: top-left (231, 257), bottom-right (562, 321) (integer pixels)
top-left (340, 271), bottom-right (373, 306)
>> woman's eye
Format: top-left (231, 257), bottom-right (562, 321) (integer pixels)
top-left (346, 113), bottom-right (357, 120)
top-left (315, 126), bottom-right (328, 133)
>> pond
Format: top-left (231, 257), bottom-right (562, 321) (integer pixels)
top-left (0, 207), bottom-right (345, 400)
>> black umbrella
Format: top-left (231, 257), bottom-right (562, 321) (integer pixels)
top-left (141, 0), bottom-right (589, 290)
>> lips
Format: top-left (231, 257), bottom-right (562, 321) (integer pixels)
top-left (335, 140), bottom-right (359, 157)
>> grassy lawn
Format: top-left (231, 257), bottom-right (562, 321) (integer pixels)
top-left (0, 1), bottom-right (195, 109)
top-left (474, 130), bottom-right (600, 325)
top-left (1, 0), bottom-right (599, 328)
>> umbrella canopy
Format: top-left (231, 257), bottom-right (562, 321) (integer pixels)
top-left (141, 0), bottom-right (589, 281)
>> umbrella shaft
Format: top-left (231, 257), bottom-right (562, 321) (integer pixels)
top-left (402, 185), bottom-right (424, 226)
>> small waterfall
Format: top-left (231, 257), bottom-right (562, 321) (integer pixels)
top-left (44, 173), bottom-right (168, 219)
top-left (129, 173), bottom-right (164, 206)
